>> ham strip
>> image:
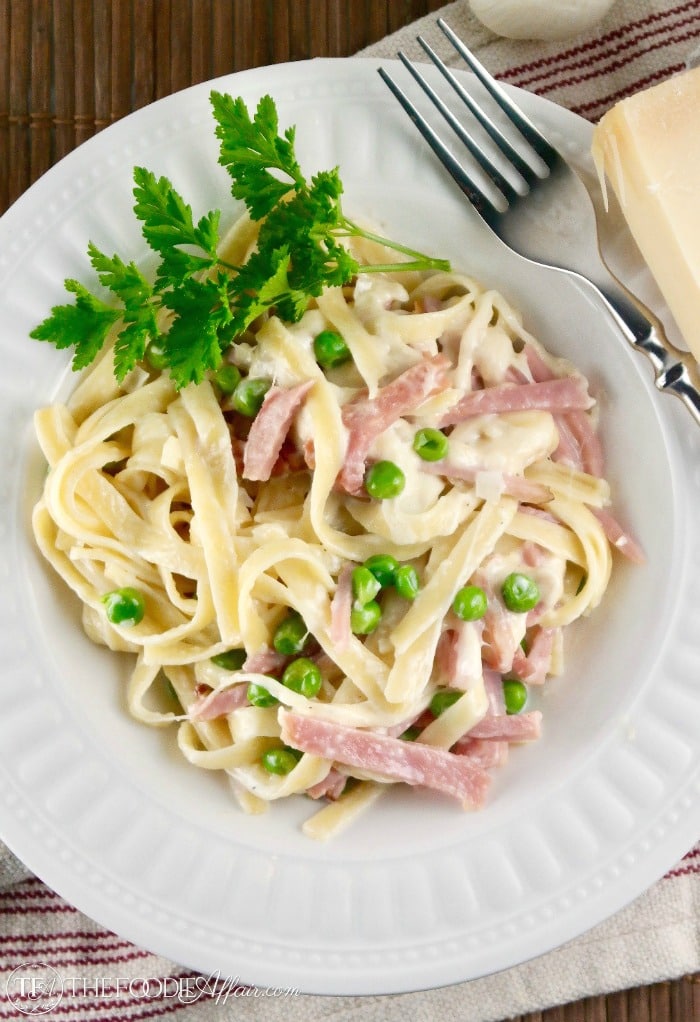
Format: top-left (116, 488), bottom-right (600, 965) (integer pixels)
top-left (435, 621), bottom-right (484, 690)
top-left (483, 668), bottom-right (507, 716)
top-left (518, 505), bottom-right (559, 525)
top-left (510, 627), bottom-right (555, 685)
top-left (279, 709), bottom-right (490, 808)
top-left (242, 381), bottom-right (313, 482)
top-left (522, 541), bottom-right (547, 568)
top-left (190, 683), bottom-right (249, 720)
top-left (478, 577), bottom-right (522, 674)
top-left (243, 648), bottom-right (288, 674)
top-left (306, 769), bottom-right (347, 801)
top-left (190, 644), bottom-right (292, 720)
top-left (421, 461), bottom-right (552, 504)
top-left (523, 345), bottom-right (603, 475)
top-left (551, 413), bottom-right (584, 469)
top-left (463, 710), bottom-right (542, 742)
top-left (329, 563), bottom-right (354, 652)
top-left (437, 377), bottom-right (593, 427)
top-left (336, 354), bottom-right (451, 494)
top-left (435, 628), bottom-right (458, 682)
top-left (564, 409), bottom-right (604, 476)
top-left (454, 737), bottom-right (509, 769)
top-left (524, 344), bottom-right (554, 383)
top-left (592, 507), bottom-right (646, 563)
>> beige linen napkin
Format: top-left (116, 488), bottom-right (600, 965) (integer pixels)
top-left (360, 0), bottom-right (700, 120)
top-left (2, 2), bottom-right (699, 1019)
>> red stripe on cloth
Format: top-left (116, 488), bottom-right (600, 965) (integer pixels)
top-left (0, 947), bottom-right (152, 970)
top-left (510, 15), bottom-right (700, 91)
top-left (518, 27), bottom-right (700, 102)
top-left (0, 903), bottom-right (79, 917)
top-left (664, 845), bottom-right (700, 879)
top-left (499, 1), bottom-right (699, 81)
top-left (0, 931), bottom-right (136, 956)
top-left (573, 63), bottom-right (688, 118)
top-left (665, 861), bottom-right (700, 879)
top-left (0, 929), bottom-right (123, 946)
top-left (0, 879), bottom-right (75, 912)
top-left (0, 878), bottom-right (65, 900)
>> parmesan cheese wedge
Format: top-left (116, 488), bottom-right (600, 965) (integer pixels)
top-left (591, 67), bottom-right (700, 363)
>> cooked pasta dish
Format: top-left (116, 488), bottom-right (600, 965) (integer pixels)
top-left (29, 93), bottom-right (642, 839)
top-left (31, 229), bottom-right (643, 840)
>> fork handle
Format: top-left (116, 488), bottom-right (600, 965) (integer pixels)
top-left (586, 269), bottom-right (700, 427)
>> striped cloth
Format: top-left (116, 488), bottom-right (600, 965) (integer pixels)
top-left (2, 1), bottom-right (699, 1019)
top-left (361, 0), bottom-right (700, 121)
top-left (1, 853), bottom-right (698, 1019)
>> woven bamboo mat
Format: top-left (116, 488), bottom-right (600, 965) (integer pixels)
top-left (0, 0), bottom-right (448, 214)
top-left (0, 2), bottom-right (698, 1020)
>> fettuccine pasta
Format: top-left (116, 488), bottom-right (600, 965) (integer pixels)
top-left (32, 226), bottom-right (641, 839)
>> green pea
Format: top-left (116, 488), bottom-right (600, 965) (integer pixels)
top-left (210, 648), bottom-right (247, 670)
top-left (412, 427), bottom-right (449, 461)
top-left (351, 565), bottom-right (381, 606)
top-left (429, 690), bottom-right (462, 716)
top-left (365, 460), bottom-right (405, 500)
top-left (247, 682), bottom-right (278, 707)
top-left (502, 572), bottom-right (540, 613)
top-left (313, 329), bottom-right (351, 369)
top-left (232, 377), bottom-right (271, 416)
top-left (281, 657), bottom-right (323, 698)
top-left (272, 612), bottom-right (309, 655)
top-left (350, 600), bottom-right (382, 635)
top-left (261, 746), bottom-right (302, 775)
top-left (452, 584), bottom-right (488, 621)
top-left (144, 339), bottom-right (168, 372)
top-left (101, 587), bottom-right (146, 627)
top-left (363, 554), bottom-right (399, 588)
top-left (394, 564), bottom-right (419, 601)
top-left (212, 363), bottom-right (242, 395)
top-left (503, 678), bottom-right (528, 715)
top-left (400, 726), bottom-right (421, 741)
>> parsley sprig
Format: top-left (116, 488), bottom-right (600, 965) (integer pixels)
top-left (31, 92), bottom-right (450, 389)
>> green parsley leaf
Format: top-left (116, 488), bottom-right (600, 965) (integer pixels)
top-left (160, 273), bottom-right (231, 388)
top-left (112, 320), bottom-right (151, 381)
top-left (132, 166), bottom-right (221, 267)
top-left (227, 246), bottom-right (308, 336)
top-left (211, 92), bottom-right (303, 219)
top-left (87, 243), bottom-right (153, 305)
top-left (87, 244), bottom-right (160, 380)
top-left (212, 96), bottom-right (450, 289)
top-left (30, 280), bottom-right (121, 371)
top-left (255, 170), bottom-right (359, 294)
top-left (31, 91), bottom-right (452, 389)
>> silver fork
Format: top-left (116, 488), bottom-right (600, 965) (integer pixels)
top-left (378, 18), bottom-right (700, 428)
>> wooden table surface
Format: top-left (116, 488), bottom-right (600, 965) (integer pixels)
top-left (1, 3), bottom-right (698, 1020)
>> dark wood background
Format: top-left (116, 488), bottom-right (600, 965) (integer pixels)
top-left (1, 0), bottom-right (448, 213)
top-left (1, 2), bottom-right (698, 1019)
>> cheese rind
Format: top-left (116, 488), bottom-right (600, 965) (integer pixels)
top-left (592, 67), bottom-right (700, 363)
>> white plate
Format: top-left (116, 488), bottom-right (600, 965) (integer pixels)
top-left (0, 58), bottom-right (698, 996)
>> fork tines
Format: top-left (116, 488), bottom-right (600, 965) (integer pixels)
top-left (378, 18), bottom-right (560, 222)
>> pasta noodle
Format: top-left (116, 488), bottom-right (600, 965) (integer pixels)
top-left (31, 227), bottom-right (640, 840)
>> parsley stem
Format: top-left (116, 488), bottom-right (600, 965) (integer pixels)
top-left (360, 260), bottom-right (450, 273)
top-left (216, 258), bottom-right (240, 273)
top-left (339, 218), bottom-right (451, 273)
